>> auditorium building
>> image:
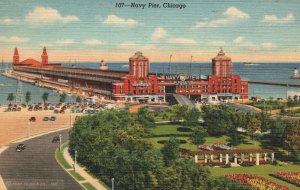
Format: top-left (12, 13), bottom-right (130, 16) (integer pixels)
top-left (11, 48), bottom-right (248, 103)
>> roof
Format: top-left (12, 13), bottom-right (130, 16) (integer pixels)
top-left (130, 51), bottom-right (148, 60)
top-left (212, 49), bottom-right (231, 61)
top-left (20, 58), bottom-right (40, 65)
top-left (182, 149), bottom-right (274, 156)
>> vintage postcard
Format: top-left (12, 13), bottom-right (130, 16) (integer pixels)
top-left (0, 0), bottom-right (299, 189)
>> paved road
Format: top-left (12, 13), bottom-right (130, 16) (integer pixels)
top-left (173, 94), bottom-right (194, 108)
top-left (0, 130), bottom-right (83, 190)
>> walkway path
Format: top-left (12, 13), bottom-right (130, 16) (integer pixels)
top-left (63, 147), bottom-right (107, 190)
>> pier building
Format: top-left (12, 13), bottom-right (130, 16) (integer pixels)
top-left (10, 48), bottom-right (248, 103)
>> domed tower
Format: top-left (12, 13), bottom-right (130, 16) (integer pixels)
top-left (13, 48), bottom-right (19, 65)
top-left (129, 51), bottom-right (149, 78)
top-left (212, 49), bottom-right (232, 78)
top-left (41, 47), bottom-right (48, 65)
top-left (99, 60), bottom-right (108, 70)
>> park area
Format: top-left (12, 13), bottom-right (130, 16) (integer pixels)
top-left (145, 106), bottom-right (300, 190)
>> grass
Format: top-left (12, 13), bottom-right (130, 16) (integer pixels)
top-left (82, 182), bottom-right (97, 190)
top-left (55, 143), bottom-right (72, 169)
top-left (210, 164), bottom-right (300, 190)
top-left (69, 170), bottom-right (85, 181)
top-left (146, 136), bottom-right (198, 150)
top-left (149, 124), bottom-right (191, 135)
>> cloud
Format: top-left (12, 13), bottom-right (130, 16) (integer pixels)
top-left (0, 36), bottom-right (30, 43)
top-left (233, 36), bottom-right (244, 43)
top-left (151, 27), bottom-right (167, 40)
top-left (207, 41), bottom-right (227, 47)
top-left (261, 13), bottom-right (294, 24)
top-left (0, 18), bottom-right (18, 25)
top-left (118, 41), bottom-right (138, 49)
top-left (83, 39), bottom-right (103, 45)
top-left (103, 15), bottom-right (138, 26)
top-left (261, 42), bottom-right (277, 49)
top-left (168, 38), bottom-right (197, 44)
top-left (25, 6), bottom-right (79, 24)
top-left (55, 39), bottom-right (75, 45)
top-left (193, 6), bottom-right (249, 28)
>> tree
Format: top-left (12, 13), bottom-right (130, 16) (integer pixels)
top-left (137, 107), bottom-right (156, 129)
top-left (41, 92), bottom-right (49, 104)
top-left (202, 105), bottom-right (234, 136)
top-left (76, 96), bottom-right (82, 103)
top-left (161, 137), bottom-right (180, 165)
top-left (59, 92), bottom-right (67, 103)
top-left (269, 120), bottom-right (286, 147)
top-left (25, 91), bottom-right (31, 105)
top-left (169, 105), bottom-right (189, 122)
top-left (7, 93), bottom-right (14, 104)
top-left (293, 95), bottom-right (299, 102)
top-left (183, 107), bottom-right (200, 126)
top-left (245, 115), bottom-right (261, 134)
top-left (190, 127), bottom-right (207, 145)
top-left (284, 121), bottom-right (300, 156)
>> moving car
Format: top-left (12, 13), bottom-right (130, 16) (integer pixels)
top-left (52, 136), bottom-right (60, 143)
top-left (16, 144), bottom-right (26, 152)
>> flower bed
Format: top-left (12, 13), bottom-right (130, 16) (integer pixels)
top-left (225, 174), bottom-right (289, 190)
top-left (272, 172), bottom-right (300, 187)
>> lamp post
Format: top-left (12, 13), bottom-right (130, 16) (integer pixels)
top-left (112, 178), bottom-right (115, 190)
top-left (74, 149), bottom-right (77, 172)
top-left (59, 134), bottom-right (62, 151)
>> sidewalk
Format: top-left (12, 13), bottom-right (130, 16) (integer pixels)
top-left (63, 147), bottom-right (107, 190)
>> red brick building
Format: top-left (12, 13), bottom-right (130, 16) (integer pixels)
top-left (12, 48), bottom-right (248, 102)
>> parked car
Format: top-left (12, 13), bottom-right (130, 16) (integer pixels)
top-left (52, 136), bottom-right (60, 143)
top-left (43, 116), bottom-right (49, 121)
top-left (54, 109), bottom-right (59, 114)
top-left (16, 144), bottom-right (26, 152)
top-left (29, 117), bottom-right (36, 122)
top-left (50, 116), bottom-right (56, 121)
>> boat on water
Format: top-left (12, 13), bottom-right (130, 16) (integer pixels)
top-left (243, 62), bottom-right (253, 65)
top-left (66, 92), bottom-right (73, 96)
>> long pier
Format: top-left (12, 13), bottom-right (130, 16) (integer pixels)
top-left (249, 81), bottom-right (300, 88)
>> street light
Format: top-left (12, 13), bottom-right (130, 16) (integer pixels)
top-left (112, 178), bottom-right (115, 190)
top-left (59, 134), bottom-right (62, 151)
top-left (74, 149), bottom-right (77, 172)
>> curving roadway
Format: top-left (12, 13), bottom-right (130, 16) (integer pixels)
top-left (0, 130), bottom-right (83, 190)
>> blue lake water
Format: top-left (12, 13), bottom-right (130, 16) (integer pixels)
top-left (0, 62), bottom-right (299, 105)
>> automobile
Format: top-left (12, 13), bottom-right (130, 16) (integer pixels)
top-left (49, 106), bottom-right (55, 110)
top-left (52, 136), bottom-right (60, 143)
top-left (43, 116), bottom-right (49, 121)
top-left (16, 144), bottom-right (26, 152)
top-left (29, 116), bottom-right (36, 122)
top-left (59, 109), bottom-right (65, 114)
top-left (54, 109), bottom-right (59, 114)
top-left (50, 116), bottom-right (56, 121)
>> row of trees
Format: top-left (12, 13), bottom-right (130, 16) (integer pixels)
top-left (69, 109), bottom-right (251, 189)
top-left (6, 91), bottom-right (82, 104)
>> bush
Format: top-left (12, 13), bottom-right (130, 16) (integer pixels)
top-left (177, 127), bottom-right (192, 132)
top-left (157, 139), bottom-right (187, 144)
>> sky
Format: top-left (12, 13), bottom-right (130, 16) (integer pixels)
top-left (0, 0), bottom-right (300, 62)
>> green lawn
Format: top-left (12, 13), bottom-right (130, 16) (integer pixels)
top-left (149, 124), bottom-right (191, 135)
top-left (55, 144), bottom-right (72, 169)
top-left (146, 134), bottom-right (262, 151)
top-left (82, 183), bottom-right (97, 190)
top-left (146, 136), bottom-right (198, 150)
top-left (69, 170), bottom-right (85, 181)
top-left (210, 164), bottom-right (300, 190)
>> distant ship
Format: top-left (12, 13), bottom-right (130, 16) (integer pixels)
top-left (290, 68), bottom-right (300, 79)
top-left (243, 62), bottom-right (253, 65)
